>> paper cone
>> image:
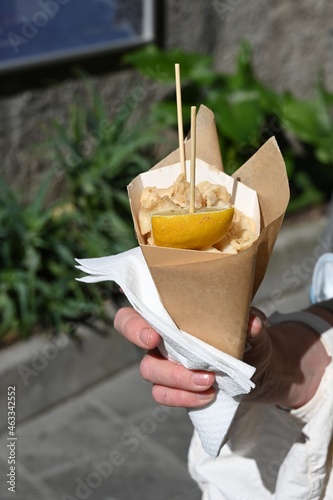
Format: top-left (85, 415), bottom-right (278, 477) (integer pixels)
top-left (127, 105), bottom-right (289, 359)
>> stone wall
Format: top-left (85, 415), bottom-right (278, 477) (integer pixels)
top-left (164, 1), bottom-right (333, 97)
top-left (212, 0), bottom-right (333, 97)
top-left (1, 0), bottom-right (333, 198)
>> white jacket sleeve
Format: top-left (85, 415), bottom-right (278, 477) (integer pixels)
top-left (188, 312), bottom-right (333, 500)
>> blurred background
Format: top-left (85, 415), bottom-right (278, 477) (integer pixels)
top-left (2, 0), bottom-right (333, 346)
top-left (1, 1), bottom-right (333, 498)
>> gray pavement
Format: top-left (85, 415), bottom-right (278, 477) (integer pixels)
top-left (0, 361), bottom-right (201, 500)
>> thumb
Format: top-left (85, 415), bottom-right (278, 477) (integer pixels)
top-left (244, 307), bottom-right (272, 374)
top-left (247, 307), bottom-right (268, 343)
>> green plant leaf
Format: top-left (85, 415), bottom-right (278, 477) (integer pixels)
top-left (124, 44), bottom-right (215, 85)
top-left (210, 92), bottom-right (264, 144)
top-left (281, 92), bottom-right (332, 144)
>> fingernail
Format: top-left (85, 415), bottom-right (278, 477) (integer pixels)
top-left (198, 391), bottom-right (216, 403)
top-left (139, 327), bottom-right (152, 347)
top-left (192, 373), bottom-right (213, 387)
top-left (252, 316), bottom-right (263, 331)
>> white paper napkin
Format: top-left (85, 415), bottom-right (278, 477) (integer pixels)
top-left (76, 246), bottom-right (256, 459)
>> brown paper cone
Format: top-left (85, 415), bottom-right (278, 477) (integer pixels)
top-left (128, 105), bottom-right (289, 359)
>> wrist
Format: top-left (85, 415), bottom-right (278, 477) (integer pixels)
top-left (265, 321), bottom-right (330, 409)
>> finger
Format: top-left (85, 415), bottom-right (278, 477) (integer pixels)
top-left (140, 350), bottom-right (215, 392)
top-left (247, 307), bottom-right (268, 341)
top-left (244, 307), bottom-right (271, 370)
top-left (151, 384), bottom-right (216, 408)
top-left (114, 307), bottom-right (161, 349)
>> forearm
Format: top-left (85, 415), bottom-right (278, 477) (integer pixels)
top-left (247, 306), bottom-right (332, 408)
top-left (269, 321), bottom-right (330, 408)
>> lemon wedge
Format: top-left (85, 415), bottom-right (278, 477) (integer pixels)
top-left (151, 207), bottom-right (234, 250)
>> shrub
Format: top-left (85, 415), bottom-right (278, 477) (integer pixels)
top-left (0, 83), bottom-right (160, 343)
top-left (0, 174), bottom-right (98, 343)
top-left (124, 42), bottom-right (333, 213)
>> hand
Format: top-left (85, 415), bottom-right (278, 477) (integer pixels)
top-left (244, 305), bottom-right (331, 408)
top-left (114, 305), bottom-right (331, 410)
top-left (114, 306), bottom-right (269, 408)
top-left (114, 307), bottom-right (216, 407)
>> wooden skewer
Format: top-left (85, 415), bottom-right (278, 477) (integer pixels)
top-left (190, 106), bottom-right (196, 214)
top-left (175, 63), bottom-right (186, 176)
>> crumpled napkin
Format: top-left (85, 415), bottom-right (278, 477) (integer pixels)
top-left (76, 246), bottom-right (256, 458)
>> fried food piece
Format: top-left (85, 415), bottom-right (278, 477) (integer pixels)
top-left (215, 209), bottom-right (256, 254)
top-left (197, 181), bottom-right (230, 208)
